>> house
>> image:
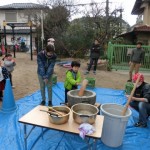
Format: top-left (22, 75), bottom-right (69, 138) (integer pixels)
top-left (118, 24), bottom-right (150, 45)
top-left (0, 3), bottom-right (48, 52)
top-left (131, 0), bottom-right (150, 25)
top-left (118, 0), bottom-right (150, 45)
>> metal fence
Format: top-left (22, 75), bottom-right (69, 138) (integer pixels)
top-left (107, 42), bottom-right (150, 71)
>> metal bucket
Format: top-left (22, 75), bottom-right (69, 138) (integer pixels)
top-left (71, 103), bottom-right (99, 124)
top-left (48, 106), bottom-right (71, 125)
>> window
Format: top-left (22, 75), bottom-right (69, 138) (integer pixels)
top-left (5, 12), bottom-right (17, 22)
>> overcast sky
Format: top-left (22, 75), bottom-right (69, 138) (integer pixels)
top-left (0, 0), bottom-right (137, 26)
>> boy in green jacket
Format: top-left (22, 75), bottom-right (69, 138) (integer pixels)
top-left (64, 61), bottom-right (81, 103)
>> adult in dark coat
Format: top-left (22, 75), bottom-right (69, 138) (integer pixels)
top-left (128, 41), bottom-right (145, 82)
top-left (85, 39), bottom-right (102, 75)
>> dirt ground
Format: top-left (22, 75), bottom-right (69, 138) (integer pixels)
top-left (1, 52), bottom-right (150, 102)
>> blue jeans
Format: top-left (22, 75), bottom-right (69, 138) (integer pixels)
top-left (38, 74), bottom-right (53, 102)
top-left (130, 101), bottom-right (150, 124)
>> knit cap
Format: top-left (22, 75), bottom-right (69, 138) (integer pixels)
top-left (132, 73), bottom-right (144, 82)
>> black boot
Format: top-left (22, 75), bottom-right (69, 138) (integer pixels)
top-left (40, 100), bottom-right (45, 105)
top-left (48, 101), bottom-right (52, 106)
top-left (65, 99), bottom-right (68, 104)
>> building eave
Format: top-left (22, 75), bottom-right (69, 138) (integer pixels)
top-left (131, 0), bottom-right (144, 15)
top-left (0, 29), bottom-right (36, 34)
top-left (117, 25), bottom-right (150, 37)
top-left (0, 3), bottom-right (49, 10)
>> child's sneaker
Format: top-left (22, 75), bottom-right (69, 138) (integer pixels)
top-left (134, 122), bottom-right (147, 128)
top-left (93, 71), bottom-right (96, 75)
top-left (12, 86), bottom-right (15, 89)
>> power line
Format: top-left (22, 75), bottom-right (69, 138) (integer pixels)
top-left (65, 2), bottom-right (104, 7)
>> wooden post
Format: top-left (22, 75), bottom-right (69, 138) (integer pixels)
top-left (78, 79), bottom-right (88, 96)
top-left (12, 25), bottom-right (16, 58)
top-left (3, 21), bottom-right (7, 54)
top-left (29, 21), bottom-right (33, 60)
top-left (122, 75), bottom-right (141, 116)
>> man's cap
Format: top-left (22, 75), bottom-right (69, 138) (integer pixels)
top-left (47, 38), bottom-right (55, 42)
top-left (132, 73), bottom-right (144, 82)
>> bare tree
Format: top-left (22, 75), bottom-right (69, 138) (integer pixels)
top-left (18, 0), bottom-right (129, 57)
top-left (79, 2), bottom-right (126, 47)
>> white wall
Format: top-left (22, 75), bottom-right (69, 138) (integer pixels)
top-left (0, 9), bottom-right (40, 48)
top-left (0, 10), bottom-right (6, 30)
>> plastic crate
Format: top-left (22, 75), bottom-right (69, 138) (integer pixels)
top-left (52, 75), bottom-right (57, 85)
top-left (85, 77), bottom-right (95, 88)
top-left (125, 82), bottom-right (134, 95)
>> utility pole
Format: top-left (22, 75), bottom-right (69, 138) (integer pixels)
top-left (41, 10), bottom-right (44, 49)
top-left (117, 8), bottom-right (123, 34)
top-left (120, 8), bottom-right (123, 34)
top-left (105, 0), bottom-right (109, 41)
top-left (3, 21), bottom-right (7, 54)
top-left (106, 0), bottom-right (109, 19)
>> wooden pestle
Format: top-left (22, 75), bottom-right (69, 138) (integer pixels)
top-left (78, 79), bottom-right (89, 96)
top-left (122, 75), bottom-right (141, 116)
top-left (40, 109), bottom-right (61, 116)
top-left (48, 107), bottom-right (66, 116)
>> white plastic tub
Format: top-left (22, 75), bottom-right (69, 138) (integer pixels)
top-left (100, 103), bottom-right (132, 147)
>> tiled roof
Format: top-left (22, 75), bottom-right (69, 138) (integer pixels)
top-left (0, 29), bottom-right (36, 34)
top-left (117, 25), bottom-right (150, 37)
top-left (0, 3), bottom-right (48, 10)
top-left (131, 0), bottom-right (144, 15)
top-left (133, 25), bottom-right (150, 31)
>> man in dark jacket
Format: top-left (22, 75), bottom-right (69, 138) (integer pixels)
top-left (37, 45), bottom-right (57, 106)
top-left (85, 39), bottom-right (101, 75)
top-left (128, 73), bottom-right (150, 127)
top-left (128, 42), bottom-right (145, 82)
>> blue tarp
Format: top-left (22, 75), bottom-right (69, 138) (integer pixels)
top-left (0, 82), bottom-right (150, 150)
